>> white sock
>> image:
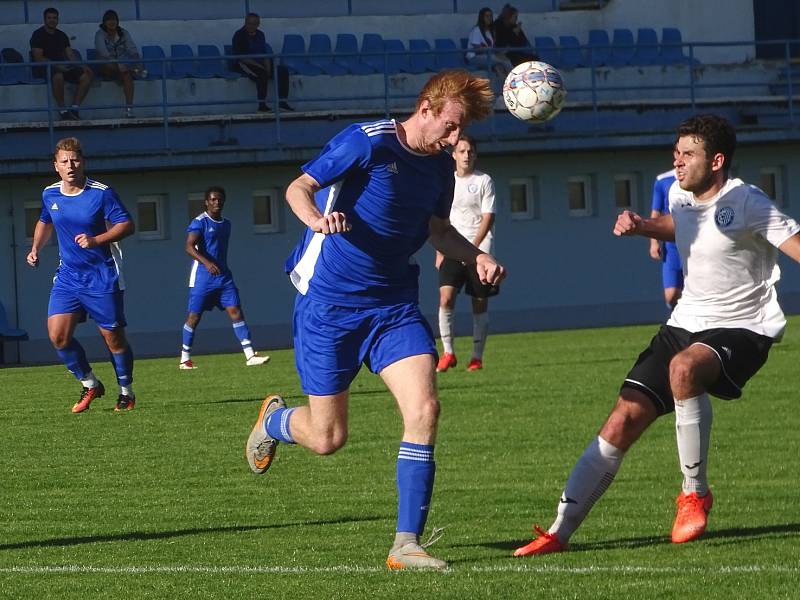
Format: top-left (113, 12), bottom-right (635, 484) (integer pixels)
top-left (120, 385), bottom-right (134, 398)
top-left (180, 351), bottom-right (191, 363)
top-left (472, 312), bottom-right (489, 359)
top-left (549, 436), bottom-right (625, 543)
top-left (80, 372), bottom-right (99, 388)
top-left (438, 307), bottom-right (454, 354)
top-left (674, 393), bottom-right (712, 495)
top-left (244, 347), bottom-right (255, 360)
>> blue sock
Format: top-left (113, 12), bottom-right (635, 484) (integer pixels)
top-left (396, 442), bottom-right (436, 535)
top-left (265, 407), bottom-right (296, 444)
top-left (232, 320), bottom-right (254, 355)
top-left (110, 345), bottom-right (134, 388)
top-left (182, 323), bottom-right (195, 354)
top-left (56, 338), bottom-right (91, 381)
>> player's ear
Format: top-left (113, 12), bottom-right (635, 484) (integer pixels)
top-left (710, 152), bottom-right (725, 173)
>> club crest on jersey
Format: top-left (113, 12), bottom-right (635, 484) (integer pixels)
top-left (715, 206), bottom-right (734, 227)
top-left (387, 162), bottom-right (399, 174)
top-left (468, 183), bottom-right (479, 193)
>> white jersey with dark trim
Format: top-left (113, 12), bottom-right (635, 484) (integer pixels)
top-left (450, 170), bottom-right (496, 254)
top-left (667, 178), bottom-right (800, 339)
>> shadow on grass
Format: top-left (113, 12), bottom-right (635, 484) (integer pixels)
top-left (0, 515), bottom-right (385, 551)
top-left (467, 522), bottom-right (800, 556)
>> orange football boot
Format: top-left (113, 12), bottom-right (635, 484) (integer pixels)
top-left (436, 352), bottom-right (457, 372)
top-left (466, 358), bottom-right (483, 371)
top-left (72, 382), bottom-right (105, 414)
top-left (671, 490), bottom-right (713, 543)
top-left (513, 525), bottom-right (567, 557)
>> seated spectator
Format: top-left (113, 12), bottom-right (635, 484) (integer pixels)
top-left (465, 7), bottom-right (512, 78)
top-left (494, 4), bottom-right (537, 66)
top-left (30, 7), bottom-right (94, 120)
top-left (231, 13), bottom-right (293, 112)
top-left (94, 9), bottom-right (146, 118)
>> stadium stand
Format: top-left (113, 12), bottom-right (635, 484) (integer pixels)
top-left (661, 27), bottom-right (699, 65)
top-left (632, 28), bottom-right (661, 66)
top-left (334, 33), bottom-right (376, 74)
top-left (308, 33), bottom-right (349, 75)
top-left (433, 38), bottom-right (464, 69)
top-left (197, 44), bottom-right (239, 79)
top-left (169, 44), bottom-right (196, 79)
top-left (607, 28), bottom-right (636, 67)
top-left (408, 39), bottom-right (437, 74)
top-left (1, 47), bottom-right (42, 84)
top-left (559, 35), bottom-right (586, 69)
top-left (361, 33), bottom-right (386, 73)
top-left (534, 36), bottom-right (560, 67)
top-left (141, 44), bottom-right (166, 79)
top-left (587, 29), bottom-right (611, 66)
top-left (280, 34), bottom-right (324, 76)
top-left (383, 39), bottom-right (412, 74)
top-left (0, 300), bottom-right (27, 364)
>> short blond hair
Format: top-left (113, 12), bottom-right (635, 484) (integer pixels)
top-left (54, 137), bottom-right (83, 159)
top-left (415, 70), bottom-right (494, 123)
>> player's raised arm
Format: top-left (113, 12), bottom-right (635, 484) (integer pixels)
top-left (27, 220), bottom-right (54, 266)
top-left (778, 232), bottom-right (800, 263)
top-left (613, 210), bottom-right (675, 241)
top-left (286, 173), bottom-right (350, 234)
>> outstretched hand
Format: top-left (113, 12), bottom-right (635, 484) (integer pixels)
top-left (613, 210), bottom-right (643, 237)
top-left (312, 211), bottom-right (351, 235)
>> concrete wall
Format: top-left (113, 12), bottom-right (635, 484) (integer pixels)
top-left (4, 140), bottom-right (800, 363)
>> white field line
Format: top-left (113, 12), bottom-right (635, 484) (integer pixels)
top-left (1, 565), bottom-right (798, 575)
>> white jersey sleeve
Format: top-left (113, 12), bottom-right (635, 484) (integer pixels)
top-left (744, 184), bottom-right (800, 249)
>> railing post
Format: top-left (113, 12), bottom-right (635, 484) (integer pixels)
top-left (787, 41), bottom-right (794, 125)
top-left (45, 63), bottom-right (54, 149)
top-left (161, 58), bottom-right (170, 150)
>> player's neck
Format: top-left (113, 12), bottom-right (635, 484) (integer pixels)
top-left (60, 178), bottom-right (87, 196)
top-left (693, 176), bottom-right (726, 202)
top-left (397, 116), bottom-right (425, 154)
top-left (456, 167), bottom-right (474, 177)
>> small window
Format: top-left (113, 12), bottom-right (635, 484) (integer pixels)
top-left (136, 194), bottom-right (167, 240)
top-left (568, 175), bottom-right (593, 217)
top-left (760, 167), bottom-right (785, 207)
top-left (187, 192), bottom-right (206, 221)
top-left (509, 178), bottom-right (538, 220)
top-left (252, 188), bottom-right (281, 233)
top-left (614, 174), bottom-right (638, 211)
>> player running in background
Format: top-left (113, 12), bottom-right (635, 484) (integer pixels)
top-left (26, 137), bottom-right (137, 413)
top-left (244, 70), bottom-right (505, 570)
top-left (179, 186), bottom-right (270, 369)
top-left (435, 134), bottom-right (498, 372)
top-left (649, 167), bottom-right (683, 308)
top-left (514, 114), bottom-right (800, 556)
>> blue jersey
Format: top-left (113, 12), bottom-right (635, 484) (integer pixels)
top-left (652, 169), bottom-right (682, 268)
top-left (187, 212), bottom-right (232, 288)
top-left (286, 119), bottom-right (455, 307)
top-left (39, 178), bottom-right (131, 293)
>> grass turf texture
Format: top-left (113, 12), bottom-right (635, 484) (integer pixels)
top-left (1, 319), bottom-right (798, 599)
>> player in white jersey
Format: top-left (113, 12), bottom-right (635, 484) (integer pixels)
top-left (436, 134), bottom-right (498, 372)
top-left (515, 114), bottom-right (800, 556)
top-left (244, 70), bottom-right (505, 570)
top-left (26, 137), bottom-right (137, 413)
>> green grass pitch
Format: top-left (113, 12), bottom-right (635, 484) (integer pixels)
top-left (1, 318), bottom-right (798, 598)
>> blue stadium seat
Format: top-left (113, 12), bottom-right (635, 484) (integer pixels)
top-left (558, 35), bottom-right (585, 69)
top-left (170, 44), bottom-right (196, 78)
top-left (661, 28), bottom-right (698, 65)
top-left (307, 33), bottom-right (348, 76)
top-left (281, 34), bottom-right (323, 76)
top-left (534, 36), bottom-right (560, 68)
top-left (0, 47), bottom-right (42, 84)
top-left (0, 301), bottom-right (27, 344)
top-left (608, 28), bottom-right (636, 67)
top-left (384, 39), bottom-right (411, 74)
top-left (142, 45), bottom-right (166, 79)
top-left (631, 28), bottom-right (660, 66)
top-left (587, 29), bottom-right (611, 66)
top-left (334, 33), bottom-right (375, 75)
top-left (361, 33), bottom-right (386, 73)
top-left (408, 39), bottom-right (436, 73)
top-left (198, 44), bottom-right (239, 79)
top-left (434, 38), bottom-right (464, 69)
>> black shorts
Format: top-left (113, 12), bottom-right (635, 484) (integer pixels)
top-left (621, 324), bottom-right (773, 415)
top-left (438, 257), bottom-right (499, 298)
top-left (59, 66), bottom-right (85, 84)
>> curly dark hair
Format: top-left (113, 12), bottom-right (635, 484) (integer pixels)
top-left (676, 114), bottom-right (736, 176)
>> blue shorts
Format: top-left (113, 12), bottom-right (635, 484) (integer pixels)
top-left (662, 263), bottom-right (684, 290)
top-left (188, 279), bottom-right (241, 313)
top-left (48, 283), bottom-right (126, 330)
top-left (293, 295), bottom-right (437, 396)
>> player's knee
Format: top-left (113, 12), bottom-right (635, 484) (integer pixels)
top-left (49, 331), bottom-right (70, 349)
top-left (602, 392), bottom-right (655, 447)
top-left (308, 431), bottom-right (348, 456)
top-left (405, 398), bottom-right (441, 431)
top-left (668, 353), bottom-right (698, 388)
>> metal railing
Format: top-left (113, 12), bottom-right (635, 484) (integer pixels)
top-left (1, 38), bottom-right (798, 155)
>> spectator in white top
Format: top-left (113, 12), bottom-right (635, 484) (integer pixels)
top-left (465, 7), bottom-right (512, 78)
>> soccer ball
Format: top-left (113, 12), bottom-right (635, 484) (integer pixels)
top-left (503, 61), bottom-right (567, 123)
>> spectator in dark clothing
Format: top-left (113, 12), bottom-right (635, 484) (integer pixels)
top-left (30, 7), bottom-right (94, 120)
top-left (231, 13), bottom-right (293, 112)
top-left (493, 4), bottom-right (537, 66)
